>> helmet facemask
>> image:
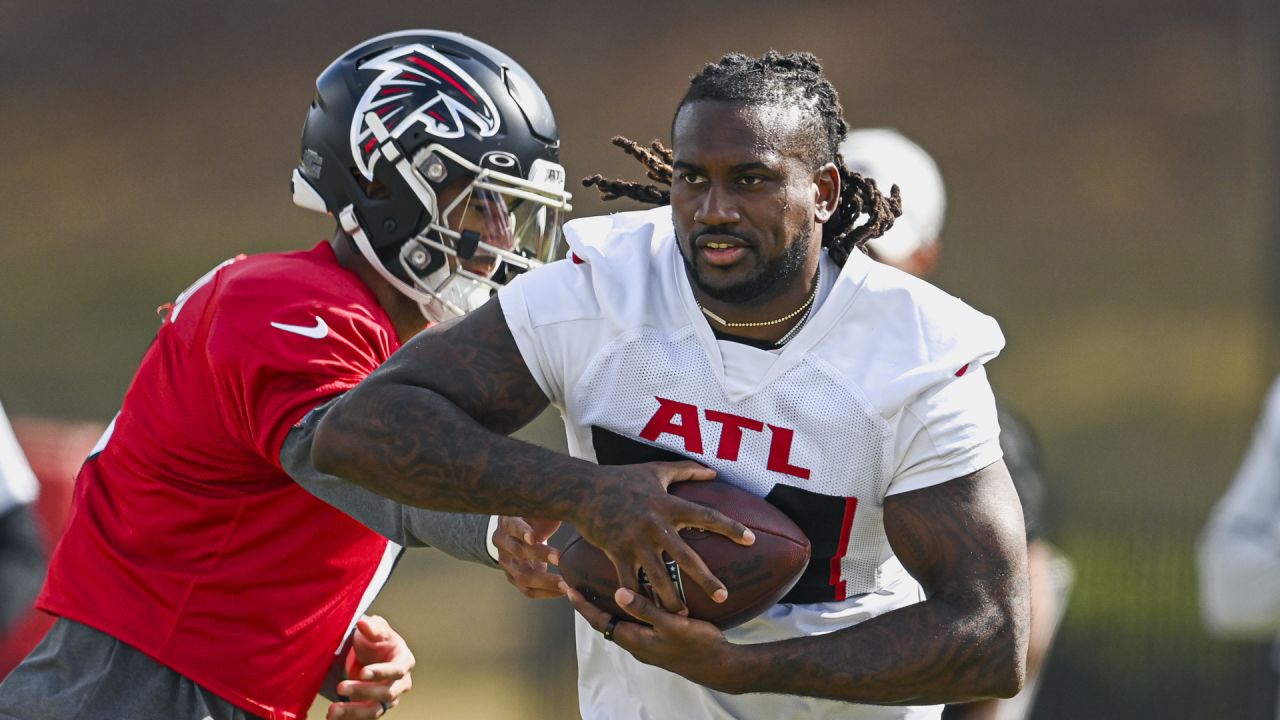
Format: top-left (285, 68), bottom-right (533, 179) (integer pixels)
top-left (403, 144), bottom-right (569, 321)
top-left (342, 112), bottom-right (572, 322)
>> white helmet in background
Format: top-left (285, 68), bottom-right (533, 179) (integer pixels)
top-left (839, 128), bottom-right (945, 264)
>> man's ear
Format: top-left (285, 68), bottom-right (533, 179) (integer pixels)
top-left (814, 163), bottom-right (840, 223)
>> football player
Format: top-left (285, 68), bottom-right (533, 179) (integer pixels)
top-left (313, 50), bottom-right (1030, 719)
top-left (0, 30), bottom-right (573, 720)
top-left (842, 128), bottom-right (1074, 720)
top-left (0, 403), bottom-right (43, 648)
top-left (1199, 376), bottom-right (1280, 720)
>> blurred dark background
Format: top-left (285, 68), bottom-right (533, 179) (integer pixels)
top-left (2, 1), bottom-right (1277, 717)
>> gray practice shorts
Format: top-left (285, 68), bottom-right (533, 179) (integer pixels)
top-left (0, 618), bottom-right (265, 720)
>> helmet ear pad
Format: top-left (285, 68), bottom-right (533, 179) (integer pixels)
top-left (297, 145), bottom-right (432, 258)
top-left (355, 160), bottom-right (433, 254)
top-left (355, 155), bottom-right (477, 288)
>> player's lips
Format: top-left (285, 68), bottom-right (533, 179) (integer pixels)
top-left (695, 233), bottom-right (752, 267)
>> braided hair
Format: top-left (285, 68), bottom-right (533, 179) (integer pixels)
top-left (582, 51), bottom-right (903, 267)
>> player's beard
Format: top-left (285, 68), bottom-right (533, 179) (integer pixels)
top-left (679, 224), bottom-right (812, 305)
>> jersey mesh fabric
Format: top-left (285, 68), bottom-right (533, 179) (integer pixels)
top-left (573, 327), bottom-right (892, 598)
top-left (37, 243), bottom-right (401, 720)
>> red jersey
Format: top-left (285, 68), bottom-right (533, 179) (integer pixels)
top-left (39, 243), bottom-right (402, 719)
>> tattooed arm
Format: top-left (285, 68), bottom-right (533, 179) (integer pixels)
top-left (571, 460), bottom-right (1029, 704)
top-left (312, 298), bottom-right (753, 611)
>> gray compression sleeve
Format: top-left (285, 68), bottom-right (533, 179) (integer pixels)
top-left (281, 397), bottom-right (497, 567)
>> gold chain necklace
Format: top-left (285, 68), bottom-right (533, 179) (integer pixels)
top-left (697, 268), bottom-right (820, 328)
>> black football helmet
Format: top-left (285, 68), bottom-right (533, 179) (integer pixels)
top-left (292, 30), bottom-right (572, 320)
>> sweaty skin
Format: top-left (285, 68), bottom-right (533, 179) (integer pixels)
top-left (670, 101), bottom-right (838, 344)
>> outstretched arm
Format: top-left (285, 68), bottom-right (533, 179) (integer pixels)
top-left (572, 460), bottom-right (1029, 705)
top-left (283, 399), bottom-right (496, 565)
top-left (312, 298), bottom-right (752, 611)
top-left (313, 300), bottom-right (580, 515)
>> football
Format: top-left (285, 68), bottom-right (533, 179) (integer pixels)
top-left (559, 481), bottom-right (811, 629)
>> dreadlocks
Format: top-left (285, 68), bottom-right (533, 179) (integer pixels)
top-left (580, 137), bottom-right (672, 206)
top-left (582, 50), bottom-right (903, 267)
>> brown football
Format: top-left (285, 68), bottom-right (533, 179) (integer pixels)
top-left (559, 481), bottom-right (811, 629)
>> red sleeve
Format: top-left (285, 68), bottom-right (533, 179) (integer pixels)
top-left (204, 265), bottom-right (398, 466)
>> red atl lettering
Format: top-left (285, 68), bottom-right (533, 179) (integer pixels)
top-left (639, 398), bottom-right (813, 480)
top-left (639, 397), bottom-right (704, 454)
top-left (704, 410), bottom-right (764, 461)
top-left (766, 425), bottom-right (811, 480)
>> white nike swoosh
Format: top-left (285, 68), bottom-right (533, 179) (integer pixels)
top-left (270, 316), bottom-right (329, 339)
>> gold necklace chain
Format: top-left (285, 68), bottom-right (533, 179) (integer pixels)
top-left (697, 268), bottom-right (820, 328)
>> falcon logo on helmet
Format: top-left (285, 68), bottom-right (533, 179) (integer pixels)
top-left (295, 30), bottom-right (572, 324)
top-left (350, 45), bottom-right (501, 180)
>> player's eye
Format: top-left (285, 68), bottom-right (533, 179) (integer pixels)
top-left (678, 171), bottom-right (707, 185)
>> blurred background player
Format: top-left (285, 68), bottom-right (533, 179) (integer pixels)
top-left (0, 413), bottom-right (102, 679)
top-left (0, 403), bottom-right (44, 657)
top-left (841, 128), bottom-right (1073, 720)
top-left (1198, 375), bottom-right (1280, 720)
top-left (0, 29), bottom-right (572, 720)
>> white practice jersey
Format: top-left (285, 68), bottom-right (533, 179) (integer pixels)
top-left (500, 206), bottom-right (1005, 720)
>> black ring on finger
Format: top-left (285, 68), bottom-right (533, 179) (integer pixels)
top-left (602, 615), bottom-right (621, 642)
top-left (378, 700), bottom-right (389, 717)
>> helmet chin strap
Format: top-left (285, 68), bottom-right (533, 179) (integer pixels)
top-left (419, 263), bottom-right (493, 318)
top-left (339, 206), bottom-right (480, 323)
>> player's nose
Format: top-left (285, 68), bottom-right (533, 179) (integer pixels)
top-left (693, 184), bottom-right (741, 226)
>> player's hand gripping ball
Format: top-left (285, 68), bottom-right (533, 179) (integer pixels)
top-left (559, 481), bottom-right (810, 629)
